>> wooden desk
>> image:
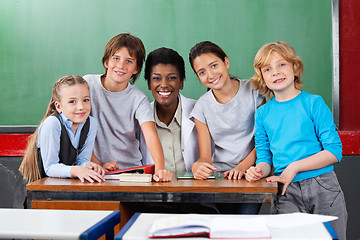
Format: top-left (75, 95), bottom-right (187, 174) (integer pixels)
top-left (27, 177), bottom-right (277, 203)
top-left (115, 213), bottom-right (335, 240)
top-left (0, 208), bottom-right (120, 240)
top-left (27, 177), bottom-right (277, 228)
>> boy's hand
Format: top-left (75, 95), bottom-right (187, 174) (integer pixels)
top-left (192, 161), bottom-right (217, 180)
top-left (224, 167), bottom-right (245, 180)
top-left (266, 162), bottom-right (298, 195)
top-left (86, 162), bottom-right (105, 176)
top-left (71, 166), bottom-right (105, 183)
top-left (153, 169), bottom-right (172, 182)
top-left (245, 166), bottom-right (263, 182)
top-left (102, 161), bottom-right (119, 171)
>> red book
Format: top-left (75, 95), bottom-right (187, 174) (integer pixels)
top-left (105, 164), bottom-right (155, 175)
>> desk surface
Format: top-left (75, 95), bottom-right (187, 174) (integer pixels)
top-left (27, 177), bottom-right (277, 204)
top-left (27, 177), bottom-right (277, 193)
top-left (0, 208), bottom-right (119, 240)
top-left (117, 213), bottom-right (333, 240)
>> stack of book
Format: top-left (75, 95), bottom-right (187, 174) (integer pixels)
top-left (104, 164), bottom-right (154, 182)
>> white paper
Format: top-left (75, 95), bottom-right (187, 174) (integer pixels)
top-left (265, 213), bottom-right (338, 229)
top-left (210, 217), bottom-right (270, 238)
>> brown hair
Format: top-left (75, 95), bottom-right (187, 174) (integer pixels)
top-left (189, 41), bottom-right (228, 73)
top-left (102, 33), bottom-right (145, 84)
top-left (19, 75), bottom-right (89, 182)
top-left (250, 41), bottom-right (304, 98)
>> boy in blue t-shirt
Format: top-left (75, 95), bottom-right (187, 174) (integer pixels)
top-left (246, 41), bottom-right (347, 240)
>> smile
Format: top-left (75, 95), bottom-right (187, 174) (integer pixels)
top-left (210, 77), bottom-right (221, 85)
top-left (158, 91), bottom-right (172, 97)
top-left (114, 71), bottom-right (126, 76)
top-left (273, 78), bottom-right (285, 83)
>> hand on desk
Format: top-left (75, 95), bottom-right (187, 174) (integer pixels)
top-left (245, 162), bottom-right (272, 183)
top-left (71, 165), bottom-right (105, 183)
top-left (192, 161), bottom-right (217, 180)
top-left (153, 169), bottom-right (173, 182)
top-left (246, 163), bottom-right (297, 195)
top-left (224, 167), bottom-right (245, 180)
top-left (245, 166), bottom-right (263, 182)
top-left (86, 162), bottom-right (105, 176)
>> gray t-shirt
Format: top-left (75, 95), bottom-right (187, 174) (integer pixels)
top-left (84, 74), bottom-right (154, 169)
top-left (191, 79), bottom-right (264, 171)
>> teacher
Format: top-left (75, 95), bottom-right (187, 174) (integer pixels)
top-left (140, 47), bottom-right (199, 173)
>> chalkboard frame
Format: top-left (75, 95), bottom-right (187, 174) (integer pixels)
top-left (332, 0), bottom-right (340, 128)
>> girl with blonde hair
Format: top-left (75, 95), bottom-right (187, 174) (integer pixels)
top-left (19, 75), bottom-right (104, 183)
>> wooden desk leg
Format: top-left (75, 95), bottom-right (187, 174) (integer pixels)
top-left (118, 203), bottom-right (136, 228)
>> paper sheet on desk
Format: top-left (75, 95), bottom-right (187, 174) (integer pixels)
top-left (265, 213), bottom-right (338, 228)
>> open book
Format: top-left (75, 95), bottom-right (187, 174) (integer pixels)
top-left (148, 215), bottom-right (271, 239)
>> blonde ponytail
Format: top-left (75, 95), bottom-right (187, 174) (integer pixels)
top-left (19, 130), bottom-right (40, 182)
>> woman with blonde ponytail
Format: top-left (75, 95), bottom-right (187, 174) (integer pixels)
top-left (19, 75), bottom-right (105, 183)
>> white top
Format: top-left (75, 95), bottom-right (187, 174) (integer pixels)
top-left (121, 213), bottom-right (334, 240)
top-left (191, 79), bottom-right (264, 171)
top-left (84, 74), bottom-right (154, 169)
top-left (140, 94), bottom-right (199, 172)
top-left (154, 96), bottom-right (184, 173)
top-left (0, 208), bottom-right (115, 239)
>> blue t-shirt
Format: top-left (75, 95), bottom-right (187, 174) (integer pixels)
top-left (255, 91), bottom-right (342, 182)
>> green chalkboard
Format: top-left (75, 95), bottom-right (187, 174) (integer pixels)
top-left (0, 0), bottom-right (333, 125)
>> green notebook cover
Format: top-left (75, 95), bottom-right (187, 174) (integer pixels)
top-left (176, 171), bottom-right (216, 180)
